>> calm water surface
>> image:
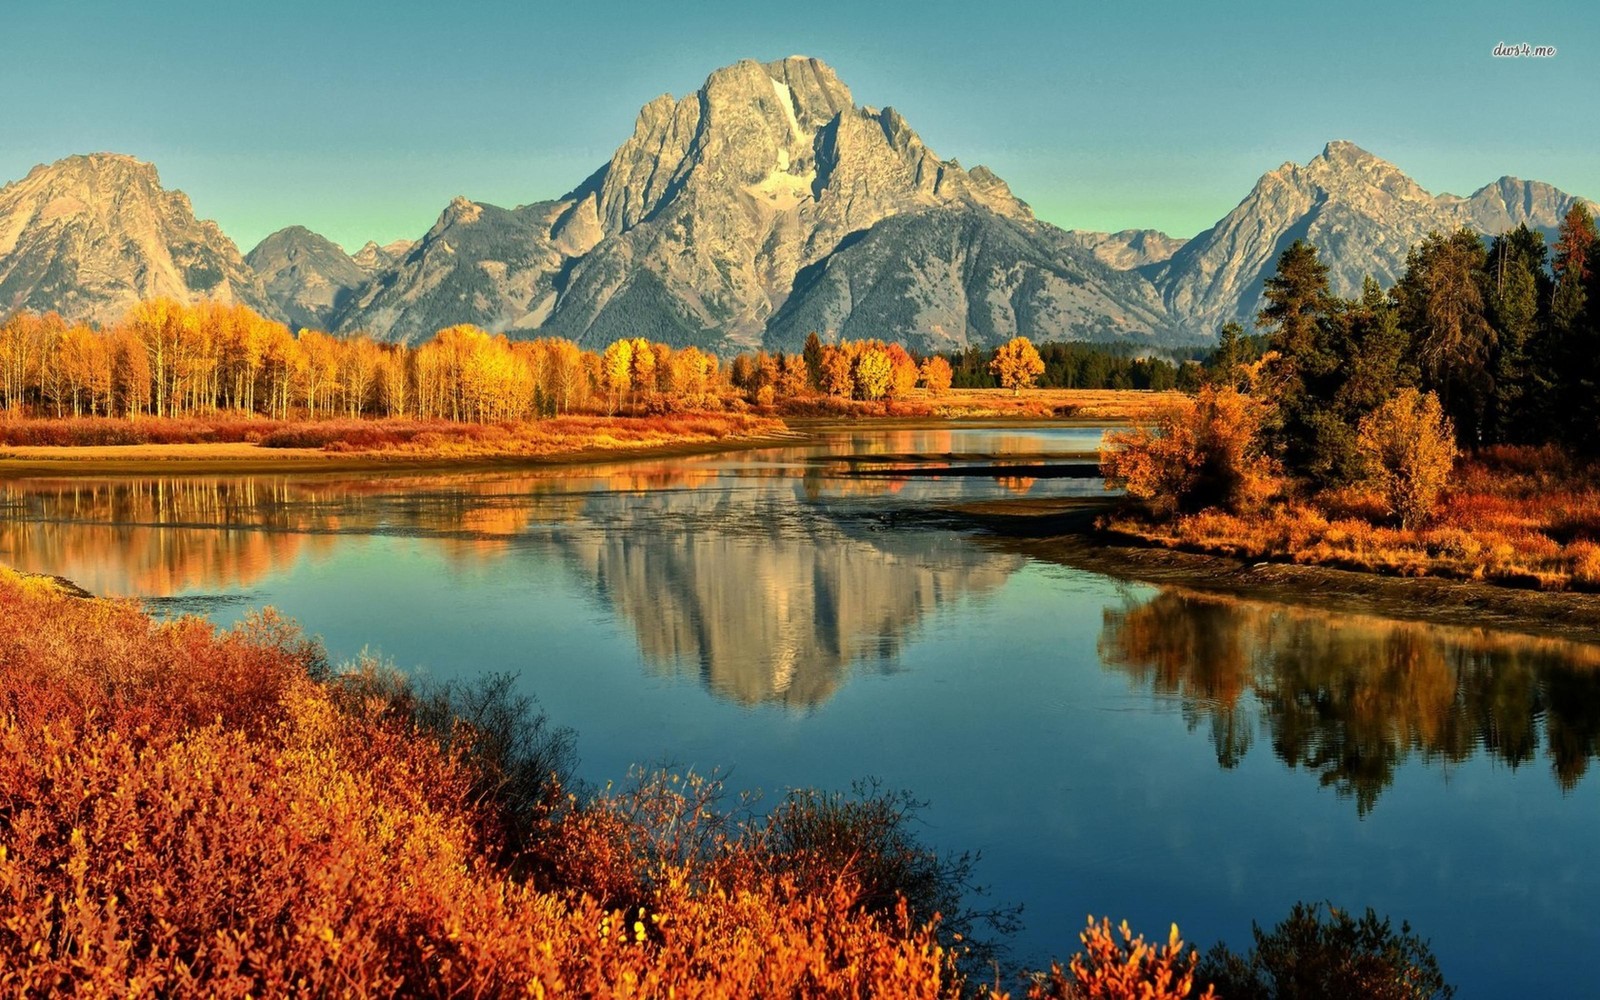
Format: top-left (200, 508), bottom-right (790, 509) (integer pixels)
top-left (3, 424), bottom-right (1596, 996)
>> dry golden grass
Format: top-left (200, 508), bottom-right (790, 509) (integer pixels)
top-left (1108, 446), bottom-right (1600, 591)
top-left (925, 388), bottom-right (1184, 421)
top-left (0, 413), bottom-right (789, 471)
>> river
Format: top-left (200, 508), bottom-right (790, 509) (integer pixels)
top-left (2, 424), bottom-right (1595, 996)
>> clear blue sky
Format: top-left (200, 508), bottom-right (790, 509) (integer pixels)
top-left (3, 0), bottom-right (1593, 251)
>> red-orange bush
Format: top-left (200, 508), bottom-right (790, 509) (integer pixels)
top-left (1102, 385), bottom-right (1281, 518)
top-left (1, 569), bottom-right (1234, 998)
top-left (1028, 918), bottom-right (1216, 1000)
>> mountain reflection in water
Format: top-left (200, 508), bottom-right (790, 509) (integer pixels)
top-left (1100, 588), bottom-right (1600, 812)
top-left (0, 455), bottom-right (1032, 706)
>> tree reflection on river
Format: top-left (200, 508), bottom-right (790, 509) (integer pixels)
top-left (1100, 588), bottom-right (1600, 812)
top-left (0, 457), bottom-right (1029, 706)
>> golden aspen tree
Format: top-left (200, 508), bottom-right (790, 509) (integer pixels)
top-left (990, 336), bottom-right (1045, 395)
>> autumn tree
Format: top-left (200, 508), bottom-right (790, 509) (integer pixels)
top-left (989, 336), bottom-right (1044, 395)
top-left (1356, 388), bottom-right (1456, 528)
top-left (1102, 385), bottom-right (1280, 518)
top-left (125, 299), bottom-right (195, 416)
top-left (853, 345), bottom-right (893, 401)
top-left (883, 344), bottom-right (919, 399)
top-left (819, 345), bottom-right (853, 398)
top-left (919, 355), bottom-right (953, 395)
top-left (600, 339), bottom-right (634, 413)
top-left (1550, 202), bottom-right (1595, 334)
top-left (777, 353), bottom-right (809, 398)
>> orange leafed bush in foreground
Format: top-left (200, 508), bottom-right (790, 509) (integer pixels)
top-left (0, 569), bottom-right (1215, 998)
top-left (1026, 919), bottom-right (1215, 1000)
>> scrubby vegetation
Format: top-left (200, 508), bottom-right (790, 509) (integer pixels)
top-left (1197, 903), bottom-right (1454, 1000)
top-left (0, 568), bottom-right (1457, 995)
top-left (1102, 206), bottom-right (1600, 592)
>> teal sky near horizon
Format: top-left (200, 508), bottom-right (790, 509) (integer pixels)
top-left (3, 0), bottom-right (1593, 252)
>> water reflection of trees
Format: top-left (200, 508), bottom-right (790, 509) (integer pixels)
top-left (0, 465), bottom-right (1025, 708)
top-left (1100, 589), bottom-right (1600, 813)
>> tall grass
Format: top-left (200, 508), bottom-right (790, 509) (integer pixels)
top-left (0, 412), bottom-right (787, 457)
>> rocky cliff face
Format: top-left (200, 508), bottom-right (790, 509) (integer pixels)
top-left (765, 208), bottom-right (1174, 353)
top-left (328, 196), bottom-right (586, 343)
top-left (350, 239), bottom-right (414, 273)
top-left (1151, 141), bottom-right (1599, 336)
top-left (0, 153), bottom-right (269, 325)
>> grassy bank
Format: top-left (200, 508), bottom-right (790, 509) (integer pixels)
top-left (776, 387), bottom-right (1181, 422)
top-left (1106, 445), bottom-right (1600, 593)
top-left (0, 413), bottom-right (793, 476)
top-left (947, 497), bottom-right (1600, 644)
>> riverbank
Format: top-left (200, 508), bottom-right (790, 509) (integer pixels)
top-left (0, 390), bottom-right (1164, 476)
top-left (0, 413), bottom-right (797, 477)
top-left (950, 497), bottom-right (1600, 644)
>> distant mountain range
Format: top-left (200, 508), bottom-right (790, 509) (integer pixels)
top-left (1, 56), bottom-right (1594, 351)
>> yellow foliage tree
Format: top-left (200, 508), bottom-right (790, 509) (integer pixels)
top-left (854, 346), bottom-right (893, 401)
top-left (1356, 388), bottom-right (1457, 528)
top-left (990, 336), bottom-right (1044, 395)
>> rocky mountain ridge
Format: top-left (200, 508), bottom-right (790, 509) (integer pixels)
top-left (0, 153), bottom-right (269, 325)
top-left (2, 65), bottom-right (1595, 347)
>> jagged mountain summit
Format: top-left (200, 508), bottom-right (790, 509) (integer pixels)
top-left (1061, 229), bottom-right (1187, 270)
top-left (2, 75), bottom-right (1596, 347)
top-left (330, 56), bottom-right (1172, 349)
top-left (1145, 140), bottom-right (1598, 336)
top-left (0, 153), bottom-right (269, 325)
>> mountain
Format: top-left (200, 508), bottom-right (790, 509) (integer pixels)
top-left (331, 56), bottom-right (1173, 348)
top-left (765, 208), bottom-right (1173, 353)
top-left (1444, 176), bottom-right (1597, 239)
top-left (244, 226), bottom-right (372, 331)
top-left (1061, 228), bottom-right (1187, 270)
top-left (5, 88), bottom-right (1597, 348)
top-left (351, 239), bottom-right (414, 273)
top-left (0, 153), bottom-right (269, 325)
top-left (1151, 141), bottom-right (1598, 336)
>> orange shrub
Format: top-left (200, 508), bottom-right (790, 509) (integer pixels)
top-left (1, 569), bottom-right (1246, 998)
top-left (1028, 918), bottom-right (1215, 1000)
top-left (1355, 389), bottom-right (1457, 528)
top-left (1102, 385), bottom-right (1280, 518)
